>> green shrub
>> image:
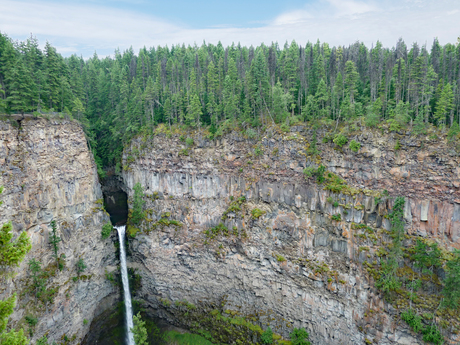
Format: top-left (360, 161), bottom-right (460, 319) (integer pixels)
top-left (303, 167), bottom-right (316, 178)
top-left (246, 128), bottom-right (257, 139)
top-left (322, 135), bottom-right (332, 143)
top-left (76, 258), bottom-right (86, 275)
top-left (365, 109), bottom-right (380, 128)
top-left (101, 223), bottom-right (113, 239)
top-left (349, 140), bottom-right (361, 152)
top-left (290, 328), bottom-right (310, 345)
top-left (447, 122), bottom-right (460, 142)
top-left (186, 137), bottom-right (194, 147)
top-left (260, 326), bottom-right (273, 344)
top-left (127, 224), bottom-right (140, 237)
top-left (315, 165), bottom-right (326, 183)
top-left (333, 201), bottom-right (339, 208)
top-left (331, 214), bottom-right (341, 221)
top-left (83, 319), bottom-right (88, 325)
top-left (204, 223), bottom-right (229, 240)
top-left (251, 208), bottom-right (266, 219)
top-left (333, 134), bottom-right (348, 148)
top-left (401, 309), bottom-right (423, 333)
top-left (36, 336), bottom-right (48, 345)
top-left (25, 316), bottom-right (38, 326)
top-left (276, 254), bottom-right (286, 262)
top-left (254, 145), bottom-right (264, 157)
top-left (280, 123), bottom-right (289, 132)
top-left (304, 165), bottom-right (326, 183)
top-left (179, 148), bottom-right (189, 156)
top-left (326, 197), bottom-right (333, 203)
top-left (422, 324), bottom-right (443, 344)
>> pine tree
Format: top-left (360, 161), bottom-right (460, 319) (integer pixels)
top-left (223, 75), bottom-right (237, 120)
top-left (443, 250), bottom-right (460, 309)
top-left (272, 81), bottom-right (291, 123)
top-left (0, 221), bottom-right (31, 269)
top-left (377, 197), bottom-right (405, 293)
top-left (1, 33), bottom-right (460, 171)
top-left (0, 327), bottom-right (29, 345)
top-left (0, 295), bottom-right (15, 332)
top-left (72, 98), bottom-right (85, 122)
top-left (1, 185), bottom-right (31, 270)
top-left (44, 42), bottom-right (62, 110)
top-left (284, 40), bottom-right (299, 93)
top-left (344, 61), bottom-right (359, 104)
top-left (163, 98), bottom-right (173, 128)
top-left (394, 101), bottom-right (410, 128)
top-left (315, 78), bottom-right (329, 117)
top-left (5, 58), bottom-right (35, 113)
top-left (0, 186), bottom-right (30, 345)
top-left (186, 94), bottom-right (202, 127)
top-left (49, 220), bottom-right (61, 270)
top-left (365, 98), bottom-right (381, 127)
top-left (206, 60), bottom-right (219, 127)
top-left (413, 110), bottom-right (426, 135)
top-left (434, 83), bottom-right (454, 127)
top-left (131, 312), bottom-right (148, 345)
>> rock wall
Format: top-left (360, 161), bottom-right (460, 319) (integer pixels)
top-left (122, 127), bottom-right (460, 345)
top-left (0, 118), bottom-right (118, 343)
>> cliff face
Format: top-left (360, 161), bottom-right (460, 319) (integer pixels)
top-left (122, 126), bottom-right (460, 345)
top-left (0, 118), bottom-right (118, 343)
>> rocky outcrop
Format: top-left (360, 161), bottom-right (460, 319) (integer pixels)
top-left (121, 127), bottom-right (460, 345)
top-left (0, 118), bottom-right (118, 343)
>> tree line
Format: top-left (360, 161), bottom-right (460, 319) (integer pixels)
top-left (1, 33), bottom-right (460, 167)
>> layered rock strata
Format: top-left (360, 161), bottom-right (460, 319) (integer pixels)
top-left (122, 127), bottom-right (460, 345)
top-left (0, 118), bottom-right (118, 343)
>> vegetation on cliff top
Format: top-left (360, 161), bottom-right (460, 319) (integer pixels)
top-left (1, 33), bottom-right (460, 173)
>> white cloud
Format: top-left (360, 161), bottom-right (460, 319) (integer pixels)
top-left (273, 10), bottom-right (312, 25)
top-left (326, 0), bottom-right (379, 17)
top-left (0, 0), bottom-right (181, 52)
top-left (0, 0), bottom-right (459, 58)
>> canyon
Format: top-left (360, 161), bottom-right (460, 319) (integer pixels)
top-left (1, 118), bottom-right (460, 344)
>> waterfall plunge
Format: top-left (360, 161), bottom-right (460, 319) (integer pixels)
top-left (116, 226), bottom-right (135, 345)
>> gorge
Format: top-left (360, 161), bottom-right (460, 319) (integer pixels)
top-left (1, 116), bottom-right (460, 345)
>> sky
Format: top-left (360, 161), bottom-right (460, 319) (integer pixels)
top-left (0, 0), bottom-right (459, 57)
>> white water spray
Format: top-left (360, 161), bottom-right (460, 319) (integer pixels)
top-left (116, 225), bottom-right (135, 345)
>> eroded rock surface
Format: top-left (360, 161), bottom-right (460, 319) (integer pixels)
top-left (0, 118), bottom-right (118, 343)
top-left (122, 128), bottom-right (460, 345)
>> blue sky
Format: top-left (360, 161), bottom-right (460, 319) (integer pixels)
top-left (83, 0), bottom-right (310, 28)
top-left (0, 0), bottom-right (459, 57)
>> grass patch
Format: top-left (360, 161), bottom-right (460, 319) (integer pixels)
top-left (164, 330), bottom-right (215, 345)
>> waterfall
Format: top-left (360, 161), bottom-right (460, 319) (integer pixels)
top-left (116, 225), bottom-right (135, 345)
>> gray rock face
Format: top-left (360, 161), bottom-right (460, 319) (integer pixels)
top-left (122, 172), bottom-right (397, 344)
top-left (121, 132), bottom-right (460, 344)
top-left (0, 118), bottom-right (118, 344)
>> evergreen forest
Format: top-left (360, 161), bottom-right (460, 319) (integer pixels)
top-left (1, 33), bottom-right (460, 171)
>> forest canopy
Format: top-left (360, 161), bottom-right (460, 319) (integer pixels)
top-left (0, 33), bottom-right (459, 168)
